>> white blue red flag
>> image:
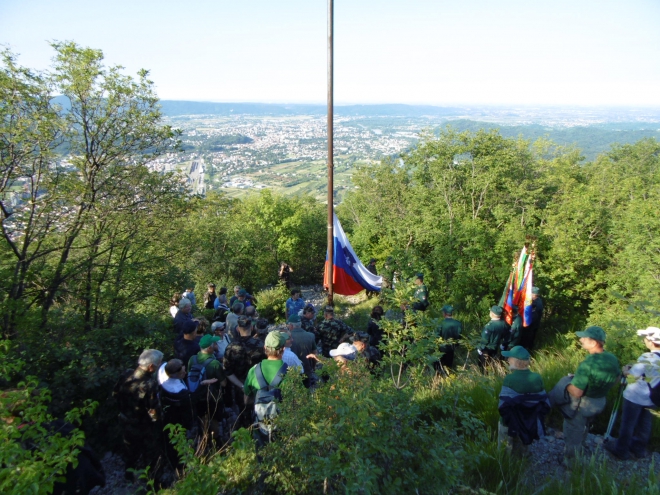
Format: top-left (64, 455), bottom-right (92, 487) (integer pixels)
top-left (323, 213), bottom-right (383, 296)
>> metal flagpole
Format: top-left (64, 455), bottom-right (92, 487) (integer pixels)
top-left (326, 0), bottom-right (334, 304)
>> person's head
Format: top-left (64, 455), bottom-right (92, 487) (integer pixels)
top-left (502, 346), bottom-right (531, 370)
top-left (441, 304), bottom-right (453, 317)
top-left (290, 288), bottom-right (301, 300)
top-left (324, 305), bottom-right (335, 320)
top-left (371, 306), bottom-right (384, 320)
top-left (196, 317), bottom-right (209, 334)
top-left (264, 331), bottom-right (286, 358)
top-left (165, 359), bottom-right (186, 380)
top-left (182, 319), bottom-right (199, 338)
top-left (237, 316), bottom-right (252, 336)
top-left (637, 327), bottom-right (660, 350)
top-left (199, 334), bottom-right (221, 353)
top-left (179, 298), bottom-right (192, 313)
top-left (245, 305), bottom-right (257, 319)
top-left (329, 343), bottom-right (357, 365)
top-left (171, 293), bottom-right (181, 306)
top-left (219, 287), bottom-right (228, 295)
top-left (138, 349), bottom-right (164, 372)
top-left (280, 261), bottom-right (287, 268)
top-left (186, 286), bottom-right (194, 292)
top-left (576, 326), bottom-right (606, 353)
top-left (238, 288), bottom-right (247, 301)
top-left (351, 332), bottom-right (370, 353)
top-left (414, 273), bottom-right (424, 285)
top-left (287, 313), bottom-right (302, 331)
top-left (369, 258), bottom-right (376, 266)
top-left (208, 283), bottom-right (216, 293)
top-left (532, 287), bottom-right (540, 300)
top-left (490, 305), bottom-right (503, 320)
top-left (232, 302), bottom-right (244, 315)
top-left (303, 304), bottom-right (316, 320)
top-left (234, 286), bottom-right (241, 296)
top-left (211, 321), bottom-right (226, 336)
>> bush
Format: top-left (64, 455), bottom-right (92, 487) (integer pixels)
top-left (254, 282), bottom-right (290, 324)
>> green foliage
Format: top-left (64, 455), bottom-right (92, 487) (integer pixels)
top-left (0, 340), bottom-right (97, 495)
top-left (254, 281), bottom-right (290, 324)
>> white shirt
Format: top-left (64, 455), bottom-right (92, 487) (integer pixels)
top-left (283, 347), bottom-right (303, 372)
top-left (623, 351), bottom-right (660, 406)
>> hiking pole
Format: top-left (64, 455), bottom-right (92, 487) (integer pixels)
top-left (605, 375), bottom-right (626, 441)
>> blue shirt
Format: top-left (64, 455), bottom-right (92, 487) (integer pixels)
top-left (286, 297), bottom-right (305, 317)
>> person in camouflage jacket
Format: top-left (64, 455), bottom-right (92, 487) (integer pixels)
top-left (318, 306), bottom-right (354, 357)
top-left (113, 349), bottom-right (163, 482)
top-left (301, 304), bottom-right (319, 341)
top-left (223, 316), bottom-right (266, 427)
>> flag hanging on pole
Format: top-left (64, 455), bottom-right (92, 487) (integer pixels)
top-left (323, 213), bottom-right (382, 296)
top-left (501, 244), bottom-right (535, 327)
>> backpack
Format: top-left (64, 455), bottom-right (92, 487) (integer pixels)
top-left (187, 355), bottom-right (215, 393)
top-left (254, 362), bottom-right (288, 434)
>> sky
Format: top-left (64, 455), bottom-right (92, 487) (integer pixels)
top-left (1, 0), bottom-right (659, 106)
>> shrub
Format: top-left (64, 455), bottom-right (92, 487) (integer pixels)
top-left (255, 282), bottom-right (289, 324)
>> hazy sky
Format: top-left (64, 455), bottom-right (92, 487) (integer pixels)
top-left (2, 0), bottom-right (659, 106)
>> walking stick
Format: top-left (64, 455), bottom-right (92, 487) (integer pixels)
top-left (605, 375), bottom-right (626, 441)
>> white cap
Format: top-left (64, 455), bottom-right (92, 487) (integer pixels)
top-left (211, 321), bottom-right (226, 331)
top-left (329, 343), bottom-right (357, 360)
top-left (637, 326), bottom-right (660, 344)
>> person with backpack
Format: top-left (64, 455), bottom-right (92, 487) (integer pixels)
top-left (187, 334), bottom-right (225, 421)
top-left (604, 326), bottom-right (660, 460)
top-left (243, 331), bottom-right (289, 442)
top-left (224, 316), bottom-right (267, 428)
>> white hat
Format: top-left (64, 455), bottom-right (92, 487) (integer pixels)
top-left (637, 327), bottom-right (660, 344)
top-left (211, 321), bottom-right (226, 331)
top-left (329, 343), bottom-right (357, 360)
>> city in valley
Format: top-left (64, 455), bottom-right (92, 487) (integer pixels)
top-left (146, 105), bottom-right (660, 202)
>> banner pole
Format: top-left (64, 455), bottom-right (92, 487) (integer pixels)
top-left (326, 0), bottom-right (334, 304)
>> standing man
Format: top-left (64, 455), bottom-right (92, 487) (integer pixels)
top-left (188, 334), bottom-right (225, 421)
top-left (203, 283), bottom-right (217, 310)
top-left (113, 349), bottom-right (163, 482)
top-left (301, 304), bottom-right (319, 342)
top-left (366, 258), bottom-right (378, 298)
top-left (437, 305), bottom-right (462, 370)
top-left (173, 298), bottom-right (193, 335)
top-left (558, 326), bottom-right (620, 460)
top-left (522, 287), bottom-right (543, 350)
top-left (477, 306), bottom-right (509, 370)
top-left (182, 286), bottom-right (196, 307)
top-left (285, 288), bottom-right (305, 320)
top-left (503, 306), bottom-right (523, 351)
top-left (278, 262), bottom-right (293, 288)
top-left (174, 320), bottom-right (201, 365)
top-left (318, 306), bottom-right (354, 358)
top-left (287, 314), bottom-right (317, 387)
top-left (411, 273), bottom-right (429, 311)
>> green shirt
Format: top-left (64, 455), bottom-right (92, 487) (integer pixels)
top-left (502, 369), bottom-right (545, 394)
top-left (479, 319), bottom-right (509, 351)
top-left (188, 352), bottom-right (226, 383)
top-left (507, 315), bottom-right (523, 349)
top-left (243, 359), bottom-right (286, 397)
top-left (571, 351), bottom-right (620, 398)
top-left (412, 284), bottom-right (429, 311)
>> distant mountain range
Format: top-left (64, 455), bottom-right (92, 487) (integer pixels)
top-left (159, 101), bottom-right (464, 117)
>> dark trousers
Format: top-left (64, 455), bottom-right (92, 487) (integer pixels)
top-left (121, 422), bottom-right (162, 479)
top-left (520, 325), bottom-right (538, 351)
top-left (478, 348), bottom-right (497, 371)
top-left (611, 399), bottom-right (653, 458)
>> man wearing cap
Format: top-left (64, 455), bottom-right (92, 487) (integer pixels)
top-left (560, 326), bottom-right (620, 459)
top-left (351, 332), bottom-right (381, 369)
top-left (498, 346), bottom-right (550, 455)
top-left (503, 306), bottom-right (523, 351)
top-left (308, 342), bottom-right (358, 369)
top-left (288, 314), bottom-right (317, 387)
top-left (318, 306), bottom-right (354, 358)
top-left (174, 319), bottom-right (201, 365)
top-left (285, 288), bottom-right (305, 320)
top-left (411, 273), bottom-right (429, 311)
top-left (477, 306), bottom-right (510, 370)
top-left (437, 305), bottom-right (462, 369)
top-left (605, 326), bottom-right (660, 460)
top-left (301, 305), bottom-right (319, 341)
top-left (521, 287), bottom-right (543, 350)
top-left (203, 283), bottom-right (217, 310)
top-left (224, 316), bottom-right (267, 427)
top-left (211, 321), bottom-right (231, 360)
top-left (189, 334), bottom-right (227, 419)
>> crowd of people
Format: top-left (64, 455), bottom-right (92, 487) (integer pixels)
top-left (113, 271), bottom-right (659, 485)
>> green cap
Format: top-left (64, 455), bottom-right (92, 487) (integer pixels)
top-left (415, 272), bottom-right (424, 280)
top-left (265, 331), bottom-right (287, 350)
top-left (238, 288), bottom-right (247, 296)
top-left (501, 345), bottom-right (530, 360)
top-left (532, 287), bottom-right (540, 295)
top-left (287, 313), bottom-right (301, 323)
top-left (199, 334), bottom-right (221, 349)
top-left (576, 326), bottom-right (606, 342)
top-left (490, 305), bottom-right (503, 316)
top-left (442, 304), bottom-right (454, 314)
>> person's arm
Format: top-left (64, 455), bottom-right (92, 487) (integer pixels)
top-left (566, 383), bottom-right (584, 398)
top-left (227, 374), bottom-right (243, 388)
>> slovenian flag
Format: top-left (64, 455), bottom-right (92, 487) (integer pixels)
top-left (323, 213), bottom-right (383, 295)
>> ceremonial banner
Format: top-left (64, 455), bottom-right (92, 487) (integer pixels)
top-left (501, 245), bottom-right (535, 326)
top-left (323, 213), bottom-right (383, 295)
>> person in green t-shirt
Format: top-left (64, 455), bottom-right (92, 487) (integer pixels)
top-left (560, 326), bottom-right (620, 459)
